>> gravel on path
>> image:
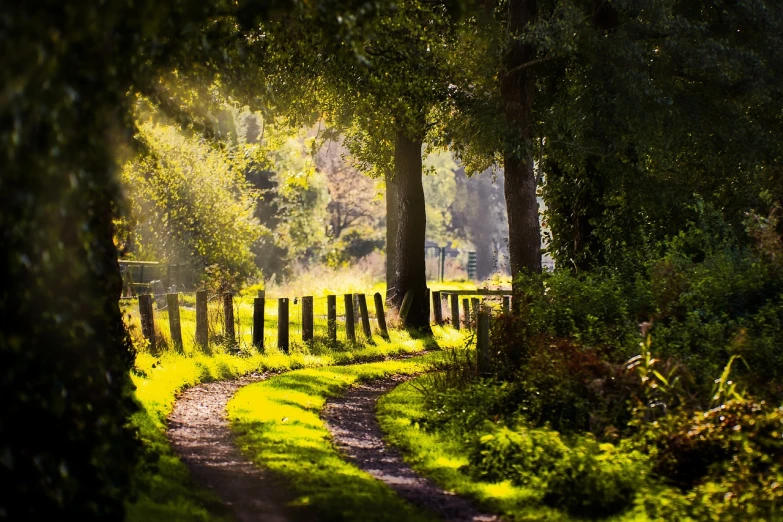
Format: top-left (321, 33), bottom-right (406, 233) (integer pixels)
top-left (322, 376), bottom-right (500, 522)
top-left (167, 373), bottom-right (316, 522)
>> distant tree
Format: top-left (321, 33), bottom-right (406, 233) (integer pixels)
top-left (121, 106), bottom-right (264, 285)
top-left (316, 141), bottom-right (383, 241)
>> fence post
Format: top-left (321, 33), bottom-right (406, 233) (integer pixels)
top-left (302, 296), bottom-right (314, 343)
top-left (327, 295), bottom-right (337, 342)
top-left (195, 290), bottom-right (208, 350)
top-left (432, 291), bottom-right (443, 326)
top-left (344, 294), bottom-right (356, 343)
top-left (477, 306), bottom-right (491, 375)
top-left (223, 292), bottom-right (235, 347)
top-left (426, 288), bottom-right (431, 323)
top-left (471, 297), bottom-right (480, 331)
top-left (357, 294), bottom-right (372, 340)
top-left (462, 298), bottom-right (471, 330)
top-left (278, 298), bottom-right (289, 353)
top-left (253, 297), bottom-right (265, 351)
top-left (373, 292), bottom-right (389, 339)
top-left (450, 293), bottom-right (460, 330)
top-left (353, 294), bottom-right (361, 327)
top-left (138, 294), bottom-right (156, 352)
top-left (503, 295), bottom-right (510, 314)
top-left (166, 293), bottom-right (183, 350)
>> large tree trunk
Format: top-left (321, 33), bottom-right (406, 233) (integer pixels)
top-left (502, 0), bottom-right (542, 299)
top-left (385, 168), bottom-right (399, 301)
top-left (390, 128), bottom-right (432, 332)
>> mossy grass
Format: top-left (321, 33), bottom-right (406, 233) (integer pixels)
top-left (126, 326), bottom-right (465, 521)
top-left (376, 377), bottom-right (667, 522)
top-left (225, 336), bottom-right (468, 521)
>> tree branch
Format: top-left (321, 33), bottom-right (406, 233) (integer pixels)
top-left (505, 55), bottom-right (556, 76)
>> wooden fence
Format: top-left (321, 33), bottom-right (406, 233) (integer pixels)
top-left (127, 287), bottom-right (512, 370)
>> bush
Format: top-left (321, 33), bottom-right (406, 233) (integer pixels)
top-left (468, 423), bottom-right (567, 488)
top-left (544, 436), bottom-right (650, 517)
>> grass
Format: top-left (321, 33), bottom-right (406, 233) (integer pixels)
top-left (376, 377), bottom-right (663, 522)
top-left (126, 324), bottom-right (467, 521)
top-left (226, 357), bottom-right (441, 521)
top-left (375, 377), bottom-right (556, 521)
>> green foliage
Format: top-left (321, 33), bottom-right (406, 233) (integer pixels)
top-left (422, 151), bottom-right (459, 245)
top-left (645, 212), bottom-right (783, 391)
top-left (419, 379), bottom-right (510, 436)
top-left (540, 1), bottom-right (783, 271)
top-left (379, 375), bottom-right (663, 521)
top-left (468, 424), bottom-right (567, 488)
top-left (543, 437), bottom-right (649, 517)
top-left (378, 379), bottom-right (563, 520)
top-left (122, 112), bottom-right (263, 284)
top-left (264, 137), bottom-right (330, 264)
top-left (493, 207), bottom-right (783, 400)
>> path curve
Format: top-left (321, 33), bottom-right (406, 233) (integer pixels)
top-left (167, 372), bottom-right (312, 522)
top-left (322, 377), bottom-right (500, 522)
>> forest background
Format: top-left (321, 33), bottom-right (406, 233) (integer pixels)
top-left (118, 104), bottom-right (514, 288)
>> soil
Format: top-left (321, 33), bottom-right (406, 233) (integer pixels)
top-left (167, 373), bottom-right (314, 522)
top-left (322, 376), bottom-right (500, 522)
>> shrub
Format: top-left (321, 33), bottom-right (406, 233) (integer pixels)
top-left (468, 423), bottom-right (568, 488)
top-left (645, 399), bottom-right (783, 489)
top-left (544, 436), bottom-right (650, 517)
top-left (494, 335), bottom-right (637, 435)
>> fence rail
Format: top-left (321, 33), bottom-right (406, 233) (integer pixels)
top-left (121, 287), bottom-right (512, 355)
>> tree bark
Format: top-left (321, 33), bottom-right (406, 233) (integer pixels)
top-left (390, 128), bottom-right (432, 332)
top-left (502, 0), bottom-right (542, 300)
top-left (385, 168), bottom-right (399, 301)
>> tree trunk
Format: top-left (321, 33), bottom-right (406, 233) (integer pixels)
top-left (502, 0), bottom-right (542, 301)
top-left (474, 178), bottom-right (495, 281)
top-left (390, 128), bottom-right (432, 332)
top-left (385, 168), bottom-right (399, 301)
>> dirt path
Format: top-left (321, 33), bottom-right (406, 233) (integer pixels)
top-left (322, 377), bottom-right (500, 522)
top-left (167, 373), bottom-right (312, 522)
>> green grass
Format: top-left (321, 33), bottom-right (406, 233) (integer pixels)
top-left (126, 326), bottom-right (467, 521)
top-left (376, 377), bottom-right (664, 522)
top-left (376, 378), bottom-right (555, 521)
top-left (226, 359), bottom-right (436, 521)
top-left (225, 337), bottom-right (469, 521)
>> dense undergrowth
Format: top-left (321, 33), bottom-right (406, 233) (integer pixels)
top-left (379, 209), bottom-right (783, 520)
top-left (125, 323), bottom-right (464, 521)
